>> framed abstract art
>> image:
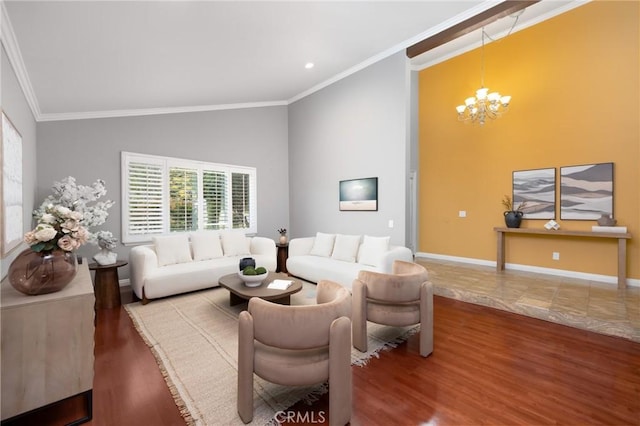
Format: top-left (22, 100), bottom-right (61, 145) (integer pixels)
top-left (512, 168), bottom-right (556, 219)
top-left (560, 162), bottom-right (613, 220)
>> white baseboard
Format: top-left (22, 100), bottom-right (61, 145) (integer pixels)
top-left (415, 252), bottom-right (640, 288)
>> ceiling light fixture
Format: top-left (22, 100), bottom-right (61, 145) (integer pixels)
top-left (455, 10), bottom-right (523, 126)
top-left (455, 28), bottom-right (511, 126)
top-left (305, 62), bottom-right (314, 69)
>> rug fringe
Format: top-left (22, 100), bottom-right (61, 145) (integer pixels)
top-left (124, 304), bottom-right (196, 426)
top-left (352, 325), bottom-right (420, 367)
top-left (300, 382), bottom-right (329, 405)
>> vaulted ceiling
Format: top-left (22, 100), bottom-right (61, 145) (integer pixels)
top-left (1, 1), bottom-right (581, 121)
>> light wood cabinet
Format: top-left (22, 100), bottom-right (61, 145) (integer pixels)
top-left (1, 261), bottom-right (95, 421)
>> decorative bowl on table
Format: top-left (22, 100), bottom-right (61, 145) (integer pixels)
top-left (238, 271), bottom-right (268, 287)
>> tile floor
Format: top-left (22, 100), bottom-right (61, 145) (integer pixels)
top-left (416, 257), bottom-right (640, 343)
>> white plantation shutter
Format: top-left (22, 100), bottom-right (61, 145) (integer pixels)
top-left (123, 155), bottom-right (166, 243)
top-left (121, 152), bottom-right (256, 243)
top-left (169, 167), bottom-right (198, 232)
top-left (203, 170), bottom-right (228, 230)
top-left (231, 171), bottom-right (253, 230)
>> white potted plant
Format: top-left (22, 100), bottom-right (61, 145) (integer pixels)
top-left (277, 228), bottom-right (287, 244)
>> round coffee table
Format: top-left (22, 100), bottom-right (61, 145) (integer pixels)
top-left (218, 271), bottom-right (303, 306)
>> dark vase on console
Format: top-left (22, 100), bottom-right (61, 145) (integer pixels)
top-left (504, 211), bottom-right (524, 228)
top-left (8, 249), bottom-right (78, 296)
top-left (239, 257), bottom-right (256, 271)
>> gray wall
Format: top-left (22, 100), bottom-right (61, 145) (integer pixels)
top-left (1, 46), bottom-right (38, 280)
top-left (36, 106), bottom-right (289, 279)
top-left (4, 47), bottom-right (414, 283)
top-left (287, 52), bottom-right (410, 245)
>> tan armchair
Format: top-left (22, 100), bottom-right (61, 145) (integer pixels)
top-left (352, 260), bottom-right (433, 357)
top-left (237, 280), bottom-right (352, 425)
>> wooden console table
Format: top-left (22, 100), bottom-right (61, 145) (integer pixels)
top-left (494, 227), bottom-right (632, 289)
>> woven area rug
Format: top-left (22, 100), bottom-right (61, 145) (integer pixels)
top-left (125, 282), bottom-right (418, 425)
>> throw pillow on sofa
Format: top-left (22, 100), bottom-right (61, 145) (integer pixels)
top-left (309, 232), bottom-right (336, 257)
top-left (153, 234), bottom-right (193, 266)
top-left (190, 231), bottom-right (224, 261)
top-left (221, 231), bottom-right (251, 256)
top-left (331, 234), bottom-right (361, 263)
top-left (357, 235), bottom-right (390, 266)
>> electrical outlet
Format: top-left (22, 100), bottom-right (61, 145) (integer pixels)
top-left (552, 252), bottom-right (560, 260)
top-left (459, 210), bottom-right (467, 218)
top-left (388, 219), bottom-right (394, 228)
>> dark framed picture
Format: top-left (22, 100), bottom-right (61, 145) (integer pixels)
top-left (339, 177), bottom-right (378, 211)
top-left (512, 168), bottom-right (556, 219)
top-left (560, 162), bottom-right (613, 220)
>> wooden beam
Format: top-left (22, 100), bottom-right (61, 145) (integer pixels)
top-left (406, 0), bottom-right (540, 58)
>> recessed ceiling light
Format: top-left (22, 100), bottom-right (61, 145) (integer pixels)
top-left (305, 62), bottom-right (314, 69)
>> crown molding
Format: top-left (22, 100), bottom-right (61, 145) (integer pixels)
top-left (2, 0), bottom-right (589, 121)
top-left (37, 100), bottom-right (288, 122)
top-left (1, 1), bottom-right (42, 121)
top-left (287, 1), bottom-right (498, 105)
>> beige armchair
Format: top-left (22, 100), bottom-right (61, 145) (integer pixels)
top-left (352, 260), bottom-right (433, 357)
top-left (237, 280), bottom-right (352, 425)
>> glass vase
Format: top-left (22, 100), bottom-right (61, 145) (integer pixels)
top-left (8, 249), bottom-right (78, 296)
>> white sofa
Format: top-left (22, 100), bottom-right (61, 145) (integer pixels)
top-left (286, 233), bottom-right (413, 290)
top-left (129, 231), bottom-right (276, 304)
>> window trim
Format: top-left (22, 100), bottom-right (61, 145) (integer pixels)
top-left (121, 151), bottom-right (257, 244)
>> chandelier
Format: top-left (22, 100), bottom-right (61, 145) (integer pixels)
top-left (456, 28), bottom-right (511, 125)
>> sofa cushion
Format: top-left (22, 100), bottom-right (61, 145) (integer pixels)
top-left (221, 231), bottom-right (251, 256)
top-left (331, 234), bottom-right (361, 263)
top-left (144, 257), bottom-right (239, 299)
top-left (190, 231), bottom-right (223, 261)
top-left (309, 232), bottom-right (335, 257)
top-left (286, 254), bottom-right (378, 290)
top-left (357, 235), bottom-right (390, 267)
top-left (153, 234), bottom-right (192, 266)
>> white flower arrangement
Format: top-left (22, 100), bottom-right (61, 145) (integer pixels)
top-left (25, 177), bottom-right (114, 253)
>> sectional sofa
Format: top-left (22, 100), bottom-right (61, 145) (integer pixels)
top-left (286, 232), bottom-right (413, 289)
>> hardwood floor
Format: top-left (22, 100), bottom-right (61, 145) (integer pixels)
top-left (6, 290), bottom-right (640, 425)
top-left (288, 296), bottom-right (640, 425)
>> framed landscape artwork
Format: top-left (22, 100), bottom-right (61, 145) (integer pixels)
top-left (512, 168), bottom-right (556, 219)
top-left (1, 111), bottom-right (23, 257)
top-left (339, 177), bottom-right (378, 211)
top-left (560, 162), bottom-right (613, 220)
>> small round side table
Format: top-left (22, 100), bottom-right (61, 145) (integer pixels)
top-left (89, 260), bottom-right (128, 309)
top-left (276, 242), bottom-right (289, 274)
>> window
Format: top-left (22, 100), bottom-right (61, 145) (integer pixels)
top-left (122, 152), bottom-right (256, 244)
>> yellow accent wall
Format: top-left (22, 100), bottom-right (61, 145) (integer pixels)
top-left (418, 1), bottom-right (639, 280)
